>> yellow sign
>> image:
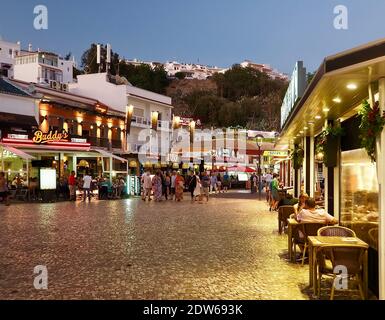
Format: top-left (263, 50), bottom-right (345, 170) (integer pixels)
top-left (263, 150), bottom-right (288, 157)
top-left (33, 130), bottom-right (69, 144)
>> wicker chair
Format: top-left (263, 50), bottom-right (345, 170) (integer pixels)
top-left (318, 226), bottom-right (356, 237)
top-left (316, 245), bottom-right (366, 300)
top-left (278, 205), bottom-right (295, 234)
top-left (292, 223), bottom-right (326, 265)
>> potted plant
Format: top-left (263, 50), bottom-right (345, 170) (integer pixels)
top-left (358, 100), bottom-right (385, 162)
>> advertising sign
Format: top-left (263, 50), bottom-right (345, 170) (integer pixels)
top-left (33, 130), bottom-right (69, 144)
top-left (280, 61), bottom-right (307, 128)
top-left (40, 168), bottom-right (57, 190)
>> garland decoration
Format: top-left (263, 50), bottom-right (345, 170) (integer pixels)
top-left (358, 100), bottom-right (385, 162)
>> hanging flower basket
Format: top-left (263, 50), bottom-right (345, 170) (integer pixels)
top-left (291, 145), bottom-right (304, 170)
top-left (358, 100), bottom-right (385, 162)
top-left (315, 125), bottom-right (344, 167)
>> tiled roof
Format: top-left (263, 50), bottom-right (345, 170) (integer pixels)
top-left (0, 77), bottom-right (30, 97)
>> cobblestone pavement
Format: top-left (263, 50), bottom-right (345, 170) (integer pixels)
top-left (0, 191), bottom-right (371, 300)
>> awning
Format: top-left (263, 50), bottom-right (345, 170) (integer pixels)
top-left (91, 148), bottom-right (128, 162)
top-left (1, 145), bottom-right (35, 160)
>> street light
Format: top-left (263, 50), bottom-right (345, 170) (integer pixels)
top-left (256, 135), bottom-right (263, 200)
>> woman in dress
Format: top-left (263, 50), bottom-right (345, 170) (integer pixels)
top-left (175, 172), bottom-right (185, 202)
top-left (152, 171), bottom-right (163, 201)
top-left (193, 173), bottom-right (202, 201)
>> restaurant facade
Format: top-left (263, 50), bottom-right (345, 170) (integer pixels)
top-left (0, 77), bottom-right (129, 192)
top-left (279, 38), bottom-right (385, 298)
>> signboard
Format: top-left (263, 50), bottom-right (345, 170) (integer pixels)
top-left (7, 133), bottom-right (29, 140)
top-left (263, 150), bottom-right (288, 157)
top-left (280, 61), bottom-right (307, 128)
top-left (33, 130), bottom-right (69, 144)
top-left (40, 168), bottom-right (57, 190)
top-left (237, 173), bottom-right (248, 182)
top-left (71, 138), bottom-right (87, 143)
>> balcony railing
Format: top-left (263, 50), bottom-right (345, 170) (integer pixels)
top-left (88, 137), bottom-right (122, 150)
top-left (131, 115), bottom-right (150, 127)
top-left (131, 116), bottom-right (171, 130)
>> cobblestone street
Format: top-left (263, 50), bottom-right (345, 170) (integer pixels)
top-left (0, 192), bottom-right (316, 300)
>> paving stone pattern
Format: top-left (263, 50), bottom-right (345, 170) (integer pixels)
top-left (0, 192), bottom-right (372, 300)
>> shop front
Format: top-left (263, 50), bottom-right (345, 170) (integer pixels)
top-left (1, 130), bottom-right (128, 199)
top-left (279, 38), bottom-right (385, 298)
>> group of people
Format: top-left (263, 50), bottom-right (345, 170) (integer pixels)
top-left (68, 170), bottom-right (126, 202)
top-left (141, 170), bottom-right (229, 203)
top-left (141, 170), bottom-right (185, 202)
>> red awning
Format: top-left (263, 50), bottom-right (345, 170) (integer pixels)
top-left (227, 165), bottom-right (256, 173)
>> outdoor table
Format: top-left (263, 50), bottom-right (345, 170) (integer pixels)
top-left (287, 218), bottom-right (299, 262)
top-left (307, 236), bottom-right (369, 298)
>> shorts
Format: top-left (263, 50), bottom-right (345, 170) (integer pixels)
top-left (201, 187), bottom-right (209, 196)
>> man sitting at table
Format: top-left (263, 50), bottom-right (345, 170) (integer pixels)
top-left (296, 198), bottom-right (337, 224)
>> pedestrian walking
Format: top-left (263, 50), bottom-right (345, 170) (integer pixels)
top-left (82, 170), bottom-right (92, 202)
top-left (194, 173), bottom-right (202, 201)
top-left (142, 171), bottom-right (152, 201)
top-left (188, 171), bottom-right (197, 201)
top-left (216, 174), bottom-right (223, 193)
top-left (170, 170), bottom-right (177, 200)
top-left (222, 172), bottom-right (230, 192)
top-left (0, 172), bottom-right (10, 206)
top-left (152, 171), bottom-right (163, 201)
top-left (68, 171), bottom-right (77, 201)
top-left (163, 172), bottom-right (171, 200)
top-left (175, 172), bottom-right (184, 201)
top-left (210, 173), bottom-right (217, 194)
top-left (201, 171), bottom-right (210, 202)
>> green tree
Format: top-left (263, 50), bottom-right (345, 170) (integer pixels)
top-left (81, 43), bottom-right (120, 75)
top-left (118, 63), bottom-right (170, 94)
top-left (175, 72), bottom-right (186, 80)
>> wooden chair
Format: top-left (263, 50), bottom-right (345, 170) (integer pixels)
top-left (316, 245), bottom-right (366, 300)
top-left (278, 205), bottom-right (295, 234)
top-left (293, 223), bottom-right (326, 265)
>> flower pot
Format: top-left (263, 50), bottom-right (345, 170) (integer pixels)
top-left (324, 136), bottom-right (338, 167)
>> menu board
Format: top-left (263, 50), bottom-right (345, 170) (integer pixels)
top-left (237, 173), bottom-right (248, 182)
top-left (40, 168), bottom-right (57, 190)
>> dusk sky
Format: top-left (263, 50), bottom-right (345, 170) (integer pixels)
top-left (1, 0), bottom-right (385, 75)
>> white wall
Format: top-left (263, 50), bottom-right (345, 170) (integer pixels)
top-left (0, 40), bottom-right (20, 65)
top-left (69, 73), bottom-right (127, 112)
top-left (126, 85), bottom-right (171, 106)
top-left (0, 93), bottom-right (38, 120)
top-left (58, 58), bottom-right (74, 83)
top-left (13, 63), bottom-right (39, 83)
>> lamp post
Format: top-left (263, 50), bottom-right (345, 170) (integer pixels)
top-left (256, 135), bottom-right (263, 200)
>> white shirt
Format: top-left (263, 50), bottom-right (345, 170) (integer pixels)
top-left (297, 208), bottom-right (335, 224)
top-left (265, 174), bottom-right (273, 183)
top-left (171, 175), bottom-right (176, 188)
top-left (83, 175), bottom-right (92, 189)
top-left (143, 174), bottom-right (152, 189)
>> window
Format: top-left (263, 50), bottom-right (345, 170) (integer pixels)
top-left (133, 107), bottom-right (144, 117)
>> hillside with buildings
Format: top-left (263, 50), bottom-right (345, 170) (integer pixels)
top-left (0, 39), bottom-right (288, 131)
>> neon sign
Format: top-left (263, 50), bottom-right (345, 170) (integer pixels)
top-left (32, 130), bottom-right (69, 144)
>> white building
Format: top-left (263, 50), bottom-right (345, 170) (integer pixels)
top-left (163, 61), bottom-right (226, 80)
top-left (0, 38), bottom-right (20, 78)
top-left (240, 60), bottom-right (289, 81)
top-left (125, 58), bottom-right (227, 80)
top-left (13, 46), bottom-right (75, 85)
top-left (69, 72), bottom-right (173, 159)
